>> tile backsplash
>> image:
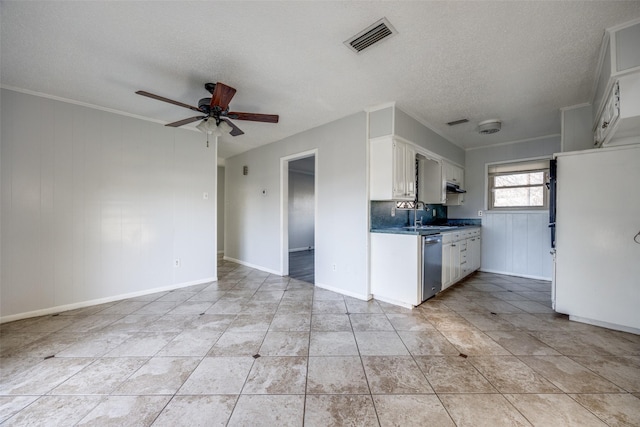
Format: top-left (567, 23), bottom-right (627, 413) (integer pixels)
top-left (370, 201), bottom-right (480, 229)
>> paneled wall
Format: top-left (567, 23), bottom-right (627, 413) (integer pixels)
top-left (481, 212), bottom-right (552, 280)
top-left (1, 89), bottom-right (217, 320)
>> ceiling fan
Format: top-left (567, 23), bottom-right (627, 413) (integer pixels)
top-left (136, 82), bottom-right (279, 137)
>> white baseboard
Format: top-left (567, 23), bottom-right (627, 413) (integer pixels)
top-left (314, 281), bottom-right (371, 301)
top-left (479, 268), bottom-right (551, 282)
top-left (0, 277), bottom-right (217, 324)
top-left (371, 294), bottom-right (414, 309)
top-left (289, 246), bottom-right (314, 253)
top-left (569, 315), bottom-right (640, 335)
top-left (223, 256), bottom-right (282, 276)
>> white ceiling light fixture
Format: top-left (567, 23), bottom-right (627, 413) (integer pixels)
top-left (478, 119), bottom-right (502, 135)
top-left (196, 118), bottom-right (233, 137)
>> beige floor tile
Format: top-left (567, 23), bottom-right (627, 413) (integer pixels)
top-left (114, 356), bottom-right (200, 395)
top-left (362, 356), bottom-right (433, 394)
top-left (485, 331), bottom-right (560, 355)
top-left (373, 394), bottom-right (455, 427)
top-left (344, 297), bottom-right (383, 314)
top-left (304, 395), bottom-right (378, 427)
top-left (0, 357), bottom-right (94, 395)
top-left (311, 314), bottom-right (352, 332)
top-left (167, 301), bottom-right (215, 315)
top-left (51, 357), bottom-right (147, 395)
top-left (242, 356), bottom-right (307, 394)
top-left (178, 357), bottom-right (254, 395)
top-left (312, 300), bottom-right (347, 314)
top-left (308, 331), bottom-right (359, 356)
top-left (306, 356), bottom-right (369, 394)
top-left (570, 355), bottom-right (640, 392)
top-left (76, 395), bottom-right (170, 426)
top-left (228, 395), bottom-right (304, 427)
top-left (207, 331), bottom-right (265, 357)
top-left (0, 396), bottom-right (39, 423)
top-left (152, 395), bottom-right (237, 427)
top-left (313, 289), bottom-right (345, 301)
top-left (258, 331), bottom-right (309, 356)
top-left (189, 314), bottom-right (236, 332)
top-left (103, 332), bottom-right (178, 357)
top-left (423, 312), bottom-right (476, 331)
top-left (458, 312), bottom-right (518, 331)
top-left (268, 313), bottom-right (311, 332)
top-left (157, 329), bottom-right (221, 357)
top-left (54, 332), bottom-right (132, 357)
top-left (133, 301), bottom-right (179, 315)
top-left (571, 393), bottom-right (640, 427)
top-left (349, 314), bottom-right (394, 331)
top-left (439, 329), bottom-right (511, 356)
top-left (354, 331), bottom-right (410, 356)
top-left (3, 395), bottom-right (102, 426)
top-left (505, 393), bottom-right (607, 426)
top-left (414, 356), bottom-right (497, 393)
top-left (520, 355), bottom-right (624, 393)
top-left (397, 331), bottom-right (460, 356)
top-left (469, 356), bottom-right (560, 393)
top-left (277, 299), bottom-right (313, 314)
top-left (225, 313), bottom-right (274, 332)
top-left (385, 313), bottom-right (436, 331)
top-left (439, 394), bottom-right (532, 427)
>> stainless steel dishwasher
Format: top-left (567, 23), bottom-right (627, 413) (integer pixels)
top-left (422, 234), bottom-right (443, 301)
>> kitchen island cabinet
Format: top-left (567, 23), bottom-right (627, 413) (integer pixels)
top-left (370, 232), bottom-right (423, 308)
top-left (370, 227), bottom-right (481, 308)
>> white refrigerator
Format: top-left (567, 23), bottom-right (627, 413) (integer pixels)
top-left (553, 144), bottom-right (640, 334)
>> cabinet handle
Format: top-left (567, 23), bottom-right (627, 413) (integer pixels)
top-left (602, 121), bottom-right (609, 129)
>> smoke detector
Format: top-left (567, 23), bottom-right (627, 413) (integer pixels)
top-left (478, 119), bottom-right (502, 134)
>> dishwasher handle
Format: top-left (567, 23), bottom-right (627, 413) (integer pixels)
top-left (424, 238), bottom-right (442, 245)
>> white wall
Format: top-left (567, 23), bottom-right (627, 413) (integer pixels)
top-left (450, 135), bottom-right (560, 280)
top-left (217, 166), bottom-right (225, 254)
top-left (1, 89), bottom-right (217, 321)
top-left (225, 112), bottom-right (369, 299)
top-left (288, 170), bottom-right (315, 251)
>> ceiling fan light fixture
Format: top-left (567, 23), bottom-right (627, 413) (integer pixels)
top-left (218, 120), bottom-right (233, 135)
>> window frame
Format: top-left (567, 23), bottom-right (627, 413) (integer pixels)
top-left (487, 159), bottom-right (550, 212)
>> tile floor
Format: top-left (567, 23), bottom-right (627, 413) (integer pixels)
top-left (1, 259), bottom-right (639, 426)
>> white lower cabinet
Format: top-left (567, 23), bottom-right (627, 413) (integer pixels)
top-left (370, 233), bottom-right (422, 308)
top-left (442, 228), bottom-right (481, 291)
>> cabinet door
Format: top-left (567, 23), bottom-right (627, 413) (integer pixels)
top-left (442, 243), bottom-right (452, 289)
top-left (451, 241), bottom-right (461, 282)
top-left (405, 145), bottom-right (417, 199)
top-left (392, 141), bottom-right (407, 198)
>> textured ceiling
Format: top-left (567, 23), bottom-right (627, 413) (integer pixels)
top-left (2, 1), bottom-right (640, 159)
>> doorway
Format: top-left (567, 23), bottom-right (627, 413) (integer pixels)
top-left (281, 150), bottom-right (317, 283)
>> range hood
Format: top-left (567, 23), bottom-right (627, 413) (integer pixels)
top-left (446, 182), bottom-right (467, 194)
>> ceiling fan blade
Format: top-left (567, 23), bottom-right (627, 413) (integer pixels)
top-left (221, 118), bottom-right (245, 137)
top-left (210, 82), bottom-right (237, 110)
top-left (136, 90), bottom-right (202, 113)
top-left (165, 116), bottom-right (206, 127)
top-left (227, 112), bottom-right (279, 123)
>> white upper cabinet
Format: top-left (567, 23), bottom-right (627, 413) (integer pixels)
top-left (442, 160), bottom-right (465, 206)
top-left (443, 160), bottom-right (464, 187)
top-left (417, 155), bottom-right (445, 204)
top-left (370, 137), bottom-right (416, 201)
top-left (593, 18), bottom-right (640, 147)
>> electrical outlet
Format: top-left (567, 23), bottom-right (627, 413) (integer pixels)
top-left (203, 192), bottom-right (209, 200)
top-left (391, 206), bottom-right (396, 217)
top-left (174, 259), bottom-right (181, 268)
top-left (332, 264), bottom-right (337, 272)
top-left (261, 189), bottom-right (267, 197)
top-left (432, 209), bottom-right (436, 217)
top-left (478, 210), bottom-right (483, 217)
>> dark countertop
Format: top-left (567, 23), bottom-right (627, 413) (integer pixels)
top-left (370, 225), bottom-right (480, 236)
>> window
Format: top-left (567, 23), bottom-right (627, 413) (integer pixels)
top-left (488, 159), bottom-right (550, 210)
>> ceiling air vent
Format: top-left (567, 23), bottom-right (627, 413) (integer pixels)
top-left (345, 18), bottom-right (397, 53)
top-left (447, 118), bottom-right (469, 126)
